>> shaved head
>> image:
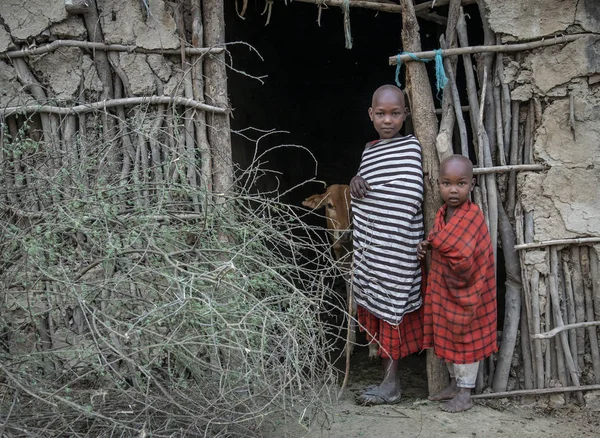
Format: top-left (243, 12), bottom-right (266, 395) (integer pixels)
top-left (371, 84), bottom-right (405, 107)
top-left (440, 154), bottom-right (474, 179)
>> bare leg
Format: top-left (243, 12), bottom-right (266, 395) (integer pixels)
top-left (428, 377), bottom-right (458, 401)
top-left (442, 387), bottom-right (474, 412)
top-left (378, 358), bottom-right (401, 399)
top-left (368, 342), bottom-right (379, 359)
top-left (357, 358), bottom-right (402, 405)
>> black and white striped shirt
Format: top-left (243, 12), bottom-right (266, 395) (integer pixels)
top-left (352, 135), bottom-right (424, 325)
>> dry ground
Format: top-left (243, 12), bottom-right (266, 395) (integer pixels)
top-left (263, 337), bottom-right (600, 438)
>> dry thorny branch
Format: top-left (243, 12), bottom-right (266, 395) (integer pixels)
top-left (0, 106), bottom-right (345, 437)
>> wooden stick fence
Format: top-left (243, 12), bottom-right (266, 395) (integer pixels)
top-left (0, 40), bottom-right (224, 59)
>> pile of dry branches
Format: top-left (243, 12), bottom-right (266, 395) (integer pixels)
top-left (0, 109), bottom-right (340, 437)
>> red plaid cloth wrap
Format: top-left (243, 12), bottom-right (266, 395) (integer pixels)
top-left (358, 305), bottom-right (424, 360)
top-left (422, 201), bottom-right (497, 364)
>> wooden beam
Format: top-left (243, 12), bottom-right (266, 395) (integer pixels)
top-left (532, 321), bottom-right (600, 340)
top-left (0, 97), bottom-right (228, 116)
top-left (514, 237), bottom-right (600, 251)
top-left (276, 0), bottom-right (476, 16)
top-left (471, 384), bottom-right (600, 399)
top-left (0, 40), bottom-right (223, 59)
top-left (472, 164), bottom-right (547, 175)
top-left (389, 33), bottom-right (595, 65)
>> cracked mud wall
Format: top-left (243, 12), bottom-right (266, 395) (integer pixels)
top-left (0, 0), bottom-right (182, 106)
top-left (483, 0), bottom-right (600, 244)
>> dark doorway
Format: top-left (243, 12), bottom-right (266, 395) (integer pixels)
top-left (225, 2), bottom-right (438, 204)
top-left (223, 2), bottom-right (496, 397)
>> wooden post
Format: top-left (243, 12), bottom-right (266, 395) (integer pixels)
top-left (192, 0), bottom-right (213, 195)
top-left (492, 200), bottom-right (522, 392)
top-left (203, 0), bottom-right (233, 198)
top-left (399, 0), bottom-right (447, 395)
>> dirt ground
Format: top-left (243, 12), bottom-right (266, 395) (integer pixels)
top-left (263, 339), bottom-right (600, 438)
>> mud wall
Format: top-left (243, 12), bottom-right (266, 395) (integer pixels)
top-left (0, 0), bottom-right (182, 106)
top-left (482, 0), bottom-right (600, 242)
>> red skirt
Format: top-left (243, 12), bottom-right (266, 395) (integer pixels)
top-left (357, 305), bottom-right (424, 360)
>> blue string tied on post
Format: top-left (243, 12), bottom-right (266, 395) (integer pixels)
top-left (394, 48), bottom-right (448, 99)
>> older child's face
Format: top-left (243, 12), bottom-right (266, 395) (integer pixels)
top-left (438, 160), bottom-right (475, 208)
top-left (368, 90), bottom-right (407, 139)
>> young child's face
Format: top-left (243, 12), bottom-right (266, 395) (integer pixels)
top-left (438, 160), bottom-right (475, 208)
top-left (368, 90), bottom-right (407, 139)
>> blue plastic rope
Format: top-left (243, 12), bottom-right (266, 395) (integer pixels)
top-left (395, 49), bottom-right (448, 99)
top-left (434, 49), bottom-right (449, 94)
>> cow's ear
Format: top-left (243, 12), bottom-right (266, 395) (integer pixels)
top-left (302, 194), bottom-right (326, 210)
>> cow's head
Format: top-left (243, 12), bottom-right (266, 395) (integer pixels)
top-left (302, 184), bottom-right (352, 258)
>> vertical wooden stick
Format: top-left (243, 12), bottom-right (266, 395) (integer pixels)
top-left (563, 255), bottom-right (580, 371)
top-left (520, 297), bottom-right (534, 389)
top-left (570, 246), bottom-right (587, 370)
top-left (203, 0), bottom-right (234, 199)
top-left (554, 320), bottom-right (570, 403)
top-left (492, 201), bottom-right (522, 392)
top-left (0, 116), bottom-right (19, 206)
top-left (556, 251), bottom-right (571, 402)
top-left (456, 9), bottom-right (480, 146)
top-left (488, 354), bottom-right (496, 388)
top-left (435, 0), bottom-right (462, 161)
top-left (476, 0), bottom-right (498, 165)
top-left (590, 248), bottom-right (600, 334)
top-left (498, 35), bottom-right (512, 165)
top-left (506, 100), bottom-right (520, 217)
top-left (515, 201), bottom-right (534, 388)
top-left (476, 359), bottom-right (485, 394)
top-left (492, 58), bottom-right (506, 166)
top-left (530, 270), bottom-right (545, 388)
top-left (439, 34), bottom-right (468, 157)
top-left (582, 247), bottom-right (600, 383)
top-left (545, 281), bottom-right (554, 385)
top-left (549, 247), bottom-right (584, 403)
top-left (178, 10), bottom-right (201, 212)
top-left (191, 0), bottom-right (213, 197)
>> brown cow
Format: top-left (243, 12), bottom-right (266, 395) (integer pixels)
top-left (303, 184), bottom-right (357, 355)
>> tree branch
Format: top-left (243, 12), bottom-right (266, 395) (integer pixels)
top-left (0, 40), bottom-right (224, 59)
top-left (0, 96), bottom-right (229, 116)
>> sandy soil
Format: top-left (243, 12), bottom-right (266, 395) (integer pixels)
top-left (263, 341), bottom-right (600, 438)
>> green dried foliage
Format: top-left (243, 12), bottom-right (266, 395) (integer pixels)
top-left (0, 113), bottom-right (343, 437)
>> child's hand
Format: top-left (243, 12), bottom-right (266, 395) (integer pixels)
top-left (350, 176), bottom-right (371, 199)
top-left (417, 240), bottom-right (431, 260)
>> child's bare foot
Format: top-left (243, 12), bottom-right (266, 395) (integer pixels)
top-left (442, 388), bottom-right (473, 413)
top-left (428, 378), bottom-right (458, 401)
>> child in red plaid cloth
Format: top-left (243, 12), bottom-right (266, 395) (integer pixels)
top-left (351, 85), bottom-right (424, 406)
top-left (417, 155), bottom-right (497, 413)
